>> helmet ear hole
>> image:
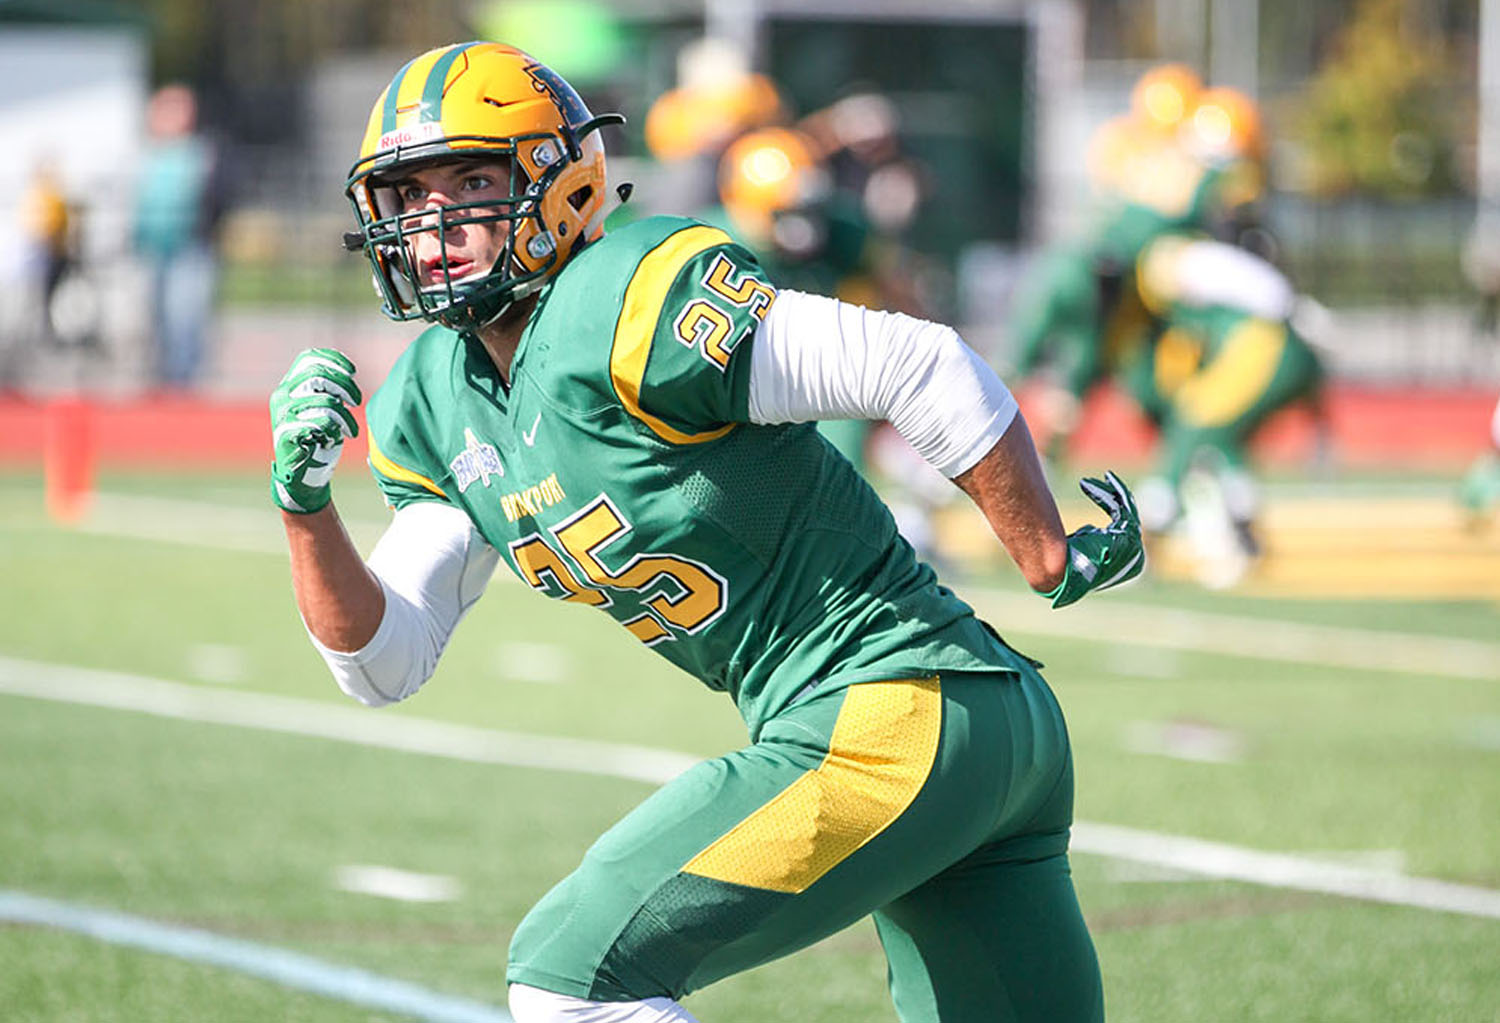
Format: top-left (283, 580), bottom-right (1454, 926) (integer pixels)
top-left (566, 185), bottom-right (593, 211)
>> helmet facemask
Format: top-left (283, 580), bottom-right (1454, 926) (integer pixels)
top-left (347, 135), bottom-right (573, 332)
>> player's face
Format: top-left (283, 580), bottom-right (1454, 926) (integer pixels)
top-left (388, 159), bottom-right (514, 289)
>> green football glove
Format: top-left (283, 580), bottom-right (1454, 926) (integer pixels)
top-left (269, 348), bottom-right (362, 514)
top-left (1041, 470), bottom-right (1146, 608)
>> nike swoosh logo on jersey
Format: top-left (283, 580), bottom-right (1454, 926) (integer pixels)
top-left (522, 413), bottom-right (541, 446)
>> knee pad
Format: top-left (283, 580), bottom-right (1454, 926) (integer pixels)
top-left (507, 983), bottom-right (699, 1023)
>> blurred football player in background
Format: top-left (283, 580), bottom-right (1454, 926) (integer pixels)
top-left (273, 41), bottom-right (1144, 1023)
top-left (1130, 234), bottom-right (1324, 586)
top-left (1086, 63), bottom-right (1204, 208)
top-left (1010, 67), bottom-right (1270, 462)
top-left (641, 38), bottom-right (786, 215)
top-left (711, 116), bottom-right (950, 560)
top-left (1008, 66), bottom-right (1317, 585)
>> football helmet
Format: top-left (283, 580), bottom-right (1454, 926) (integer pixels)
top-left (718, 127), bottom-right (827, 240)
top-left (1182, 87), bottom-right (1266, 165)
top-left (344, 42), bottom-right (622, 331)
top-left (1130, 63), bottom-right (1201, 134)
top-left (645, 72), bottom-right (783, 162)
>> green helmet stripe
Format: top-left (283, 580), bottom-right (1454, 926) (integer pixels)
top-left (379, 53), bottom-right (424, 136)
top-left (420, 42), bottom-right (475, 124)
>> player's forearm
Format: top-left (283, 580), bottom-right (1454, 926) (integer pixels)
top-left (953, 415), bottom-right (1069, 593)
top-left (282, 504), bottom-right (385, 652)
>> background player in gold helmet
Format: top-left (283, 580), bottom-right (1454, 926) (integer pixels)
top-left (1011, 67), bottom-right (1276, 466)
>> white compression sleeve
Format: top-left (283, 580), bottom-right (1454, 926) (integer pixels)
top-left (746, 290), bottom-right (1017, 478)
top-left (1168, 239), bottom-right (1295, 320)
top-left (307, 501), bottom-right (499, 707)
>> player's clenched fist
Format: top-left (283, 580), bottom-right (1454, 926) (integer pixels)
top-left (269, 348), bottom-right (362, 514)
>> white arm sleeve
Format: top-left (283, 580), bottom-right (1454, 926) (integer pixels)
top-left (307, 501), bottom-right (500, 707)
top-left (1170, 240), bottom-right (1295, 320)
top-left (747, 290), bottom-right (1018, 478)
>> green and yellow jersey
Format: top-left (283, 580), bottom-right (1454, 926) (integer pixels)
top-left (364, 215), bottom-right (1017, 735)
top-left (1088, 142), bottom-right (1263, 266)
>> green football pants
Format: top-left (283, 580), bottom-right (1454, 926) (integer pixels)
top-left (1158, 318), bottom-right (1322, 486)
top-left (507, 663), bottom-right (1104, 1022)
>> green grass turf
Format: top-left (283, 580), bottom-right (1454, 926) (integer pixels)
top-left (2, 469), bottom-right (1498, 1021)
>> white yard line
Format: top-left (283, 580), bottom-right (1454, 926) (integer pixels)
top-left (3, 655), bottom-right (1499, 922)
top-left (958, 586), bottom-right (1500, 681)
top-left (64, 491), bottom-right (1500, 680)
top-left (0, 890), bottom-right (512, 1023)
top-left (68, 492), bottom-right (391, 555)
top-left (1072, 823), bottom-right (1500, 918)
top-left (0, 656), bottom-right (697, 785)
top-left (335, 864), bottom-right (461, 904)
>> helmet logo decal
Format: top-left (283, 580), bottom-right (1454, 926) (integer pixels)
top-left (523, 61), bottom-right (591, 128)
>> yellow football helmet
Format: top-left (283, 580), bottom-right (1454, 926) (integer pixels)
top-left (344, 42), bottom-right (622, 331)
top-left (644, 72), bottom-right (783, 162)
top-left (1130, 63), bottom-right (1202, 134)
top-left (717, 127), bottom-right (826, 240)
top-left (1182, 87), bottom-right (1266, 165)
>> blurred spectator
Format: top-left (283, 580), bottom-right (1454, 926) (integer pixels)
top-left (18, 156), bottom-right (73, 346)
top-left (132, 83), bottom-right (227, 392)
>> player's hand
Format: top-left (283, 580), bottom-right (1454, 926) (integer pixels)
top-left (269, 348), bottom-right (362, 514)
top-left (1045, 470), bottom-right (1145, 608)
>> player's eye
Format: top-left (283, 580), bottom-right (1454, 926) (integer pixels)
top-left (397, 182), bottom-right (427, 206)
top-left (461, 173), bottom-right (494, 193)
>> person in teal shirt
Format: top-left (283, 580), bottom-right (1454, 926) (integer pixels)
top-left (133, 83), bottom-right (225, 389)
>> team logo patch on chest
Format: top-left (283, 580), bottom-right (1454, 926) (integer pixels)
top-left (450, 428), bottom-right (504, 492)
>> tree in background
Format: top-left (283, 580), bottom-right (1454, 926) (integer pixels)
top-left (1288, 0), bottom-right (1466, 197)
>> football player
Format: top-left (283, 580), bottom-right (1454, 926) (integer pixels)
top-left (1010, 75), bottom-right (1269, 462)
top-left (1131, 233), bottom-right (1324, 584)
top-left (272, 42), bottom-right (1142, 1023)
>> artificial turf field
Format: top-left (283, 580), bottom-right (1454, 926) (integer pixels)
top-left (2, 467), bottom-right (1498, 1022)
